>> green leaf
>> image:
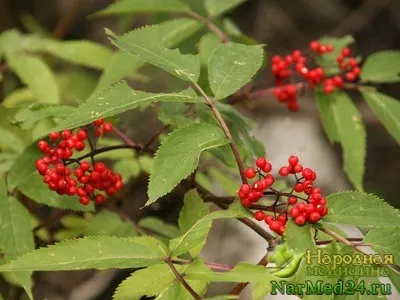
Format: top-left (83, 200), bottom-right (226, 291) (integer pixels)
top-left (113, 159), bottom-right (141, 183)
top-left (52, 82), bottom-right (201, 132)
top-left (84, 211), bottom-right (137, 237)
top-left (284, 220), bottom-right (316, 252)
top-left (361, 89), bottom-right (400, 145)
top-left (208, 167), bottom-right (238, 195)
top-left (28, 38), bottom-right (113, 70)
top-left (0, 236), bottom-right (168, 272)
top-left (112, 26), bottom-right (200, 82)
top-left (0, 179), bottom-right (34, 298)
top-left (138, 217), bottom-right (180, 239)
top-left (60, 215), bottom-right (89, 229)
top-left (0, 126), bottom-right (25, 154)
top-left (113, 263), bottom-right (181, 300)
top-left (94, 0), bottom-right (190, 16)
top-left (325, 191), bottom-right (400, 228)
top-left (7, 53), bottom-right (59, 104)
top-left (96, 18), bottom-right (201, 91)
top-left (147, 123), bottom-right (229, 204)
top-left (205, 0), bottom-right (247, 16)
top-left (315, 90), bottom-right (340, 143)
top-left (330, 91), bottom-right (366, 191)
top-left (169, 200), bottom-right (250, 256)
top-left (363, 228), bottom-right (400, 263)
top-left (361, 51), bottom-right (400, 83)
top-left (208, 43), bottom-right (264, 100)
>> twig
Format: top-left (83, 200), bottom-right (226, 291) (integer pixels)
top-left (112, 126), bottom-right (137, 147)
top-left (165, 257), bottom-right (202, 300)
top-left (52, 0), bottom-right (84, 39)
top-left (230, 253), bottom-right (269, 295)
top-left (142, 125), bottom-right (169, 151)
top-left (319, 227), bottom-right (370, 255)
top-left (192, 83), bottom-right (247, 184)
top-left (186, 11), bottom-right (229, 43)
top-left (315, 237), bottom-right (363, 245)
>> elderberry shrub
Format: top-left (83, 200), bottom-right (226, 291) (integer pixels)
top-left (272, 40), bottom-right (361, 111)
top-left (238, 155), bottom-right (328, 236)
top-left (35, 119), bottom-right (123, 206)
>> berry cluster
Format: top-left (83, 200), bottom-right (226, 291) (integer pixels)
top-left (35, 119), bottom-right (123, 205)
top-left (237, 156), bottom-right (328, 235)
top-left (271, 40), bottom-right (360, 111)
top-left (93, 119), bottom-right (113, 137)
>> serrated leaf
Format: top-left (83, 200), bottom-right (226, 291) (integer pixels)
top-left (60, 215), bottom-right (89, 229)
top-left (205, 0), bottom-right (247, 16)
top-left (7, 53), bottom-right (59, 104)
top-left (330, 91), bottom-right (366, 191)
top-left (0, 126), bottom-right (25, 154)
top-left (0, 236), bottom-right (168, 272)
top-left (363, 228), bottom-right (400, 263)
top-left (139, 217), bottom-right (180, 239)
top-left (284, 220), bottom-right (316, 252)
top-left (208, 43), bottom-right (263, 100)
top-left (325, 191), bottom-right (400, 228)
top-left (112, 26), bottom-right (200, 82)
top-left (113, 263), bottom-right (181, 300)
top-left (0, 179), bottom-right (34, 298)
top-left (169, 200), bottom-right (250, 256)
top-left (84, 211), bottom-right (137, 237)
top-left (315, 90), bottom-right (340, 142)
top-left (53, 228), bottom-right (84, 241)
top-left (147, 123), bottom-right (229, 204)
top-left (52, 82), bottom-right (201, 132)
top-left (95, 0), bottom-right (190, 16)
top-left (361, 51), bottom-right (400, 83)
top-left (96, 18), bottom-right (201, 91)
top-left (28, 38), bottom-right (113, 70)
top-left (361, 90), bottom-right (400, 145)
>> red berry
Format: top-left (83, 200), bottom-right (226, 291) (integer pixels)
top-left (345, 72), bottom-right (356, 82)
top-left (103, 122), bottom-right (113, 133)
top-left (254, 211), bottom-right (265, 221)
top-left (289, 207), bottom-right (300, 218)
top-left (302, 168), bottom-right (314, 180)
top-left (309, 40), bottom-right (320, 52)
top-left (239, 184), bottom-right (251, 195)
top-left (341, 48), bottom-right (351, 57)
top-left (264, 174), bottom-right (275, 186)
top-left (288, 196), bottom-right (297, 205)
top-left (37, 164), bottom-right (48, 175)
top-left (38, 140), bottom-right (49, 152)
top-left (79, 196), bottom-right (90, 205)
top-left (294, 183), bottom-right (304, 192)
top-left (77, 130), bottom-right (88, 140)
top-left (114, 180), bottom-right (123, 190)
top-left (95, 194), bottom-right (105, 204)
top-left (333, 76), bottom-right (344, 88)
top-left (61, 130), bottom-right (72, 140)
top-left (94, 162), bottom-right (106, 173)
top-left (245, 168), bottom-right (256, 179)
top-left (309, 211), bottom-right (321, 223)
top-left (95, 128), bottom-right (102, 137)
top-left (76, 187), bottom-right (87, 197)
top-left (269, 220), bottom-right (280, 232)
top-left (293, 164), bottom-right (303, 173)
top-left (326, 44), bottom-right (334, 52)
top-left (93, 119), bottom-right (104, 126)
top-left (78, 175), bottom-right (90, 184)
top-left (294, 215), bottom-right (306, 225)
top-left (264, 215), bottom-right (273, 224)
top-left (288, 155), bottom-right (299, 166)
top-left (297, 202), bottom-right (307, 212)
top-left (75, 141), bottom-right (85, 151)
top-left (279, 166), bottom-right (290, 177)
top-left (80, 161), bottom-right (91, 171)
top-left (49, 132), bottom-right (60, 141)
top-left (256, 157), bottom-right (267, 169)
top-left (285, 85), bottom-right (297, 97)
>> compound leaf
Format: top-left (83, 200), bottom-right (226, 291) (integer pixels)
top-left (363, 228), bottom-right (400, 264)
top-left (361, 51), bottom-right (400, 83)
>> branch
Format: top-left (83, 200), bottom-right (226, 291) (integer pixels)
top-left (32, 210), bottom-right (71, 233)
top-left (192, 83), bottom-right (247, 184)
top-left (186, 11), bottom-right (229, 43)
top-left (112, 126), bottom-right (138, 147)
top-left (52, 0), bottom-right (84, 39)
top-left (165, 258), bottom-right (202, 300)
top-left (142, 124), bottom-right (169, 151)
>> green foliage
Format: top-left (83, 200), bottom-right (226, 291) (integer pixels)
top-left (325, 191), bottom-right (400, 228)
top-left (138, 217), bottom-right (180, 239)
top-left (208, 43), bottom-right (264, 100)
top-left (0, 179), bottom-right (34, 298)
top-left (315, 91), bottom-right (340, 142)
top-left (284, 220), bottom-right (315, 252)
top-left (205, 0), bottom-right (248, 16)
top-left (361, 51), bottom-right (400, 83)
top-left (84, 211), bottom-right (137, 237)
top-left (361, 89), bottom-right (400, 145)
top-left (363, 228), bottom-right (400, 263)
top-left (319, 90), bottom-right (366, 191)
top-left (53, 82), bottom-right (201, 131)
top-left (94, 0), bottom-right (190, 16)
top-left (147, 123), bottom-right (229, 204)
top-left (112, 26), bottom-right (200, 82)
top-left (0, 236), bottom-right (168, 272)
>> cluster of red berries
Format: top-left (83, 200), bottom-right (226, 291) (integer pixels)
top-left (93, 119), bottom-right (113, 137)
top-left (271, 40), bottom-right (361, 112)
top-left (35, 119), bottom-right (124, 205)
top-left (237, 155), bottom-right (328, 235)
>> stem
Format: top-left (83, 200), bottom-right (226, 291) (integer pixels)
top-left (142, 125), bottom-right (169, 151)
top-left (52, 0), bottom-right (84, 39)
top-left (112, 126), bottom-right (137, 147)
top-left (165, 258), bottom-right (202, 300)
top-left (64, 145), bottom-right (143, 165)
top-left (230, 253), bottom-right (269, 295)
top-left (186, 11), bottom-right (229, 43)
top-left (319, 227), bottom-right (370, 255)
top-left (205, 261), bottom-right (234, 271)
top-left (192, 83), bottom-right (247, 184)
